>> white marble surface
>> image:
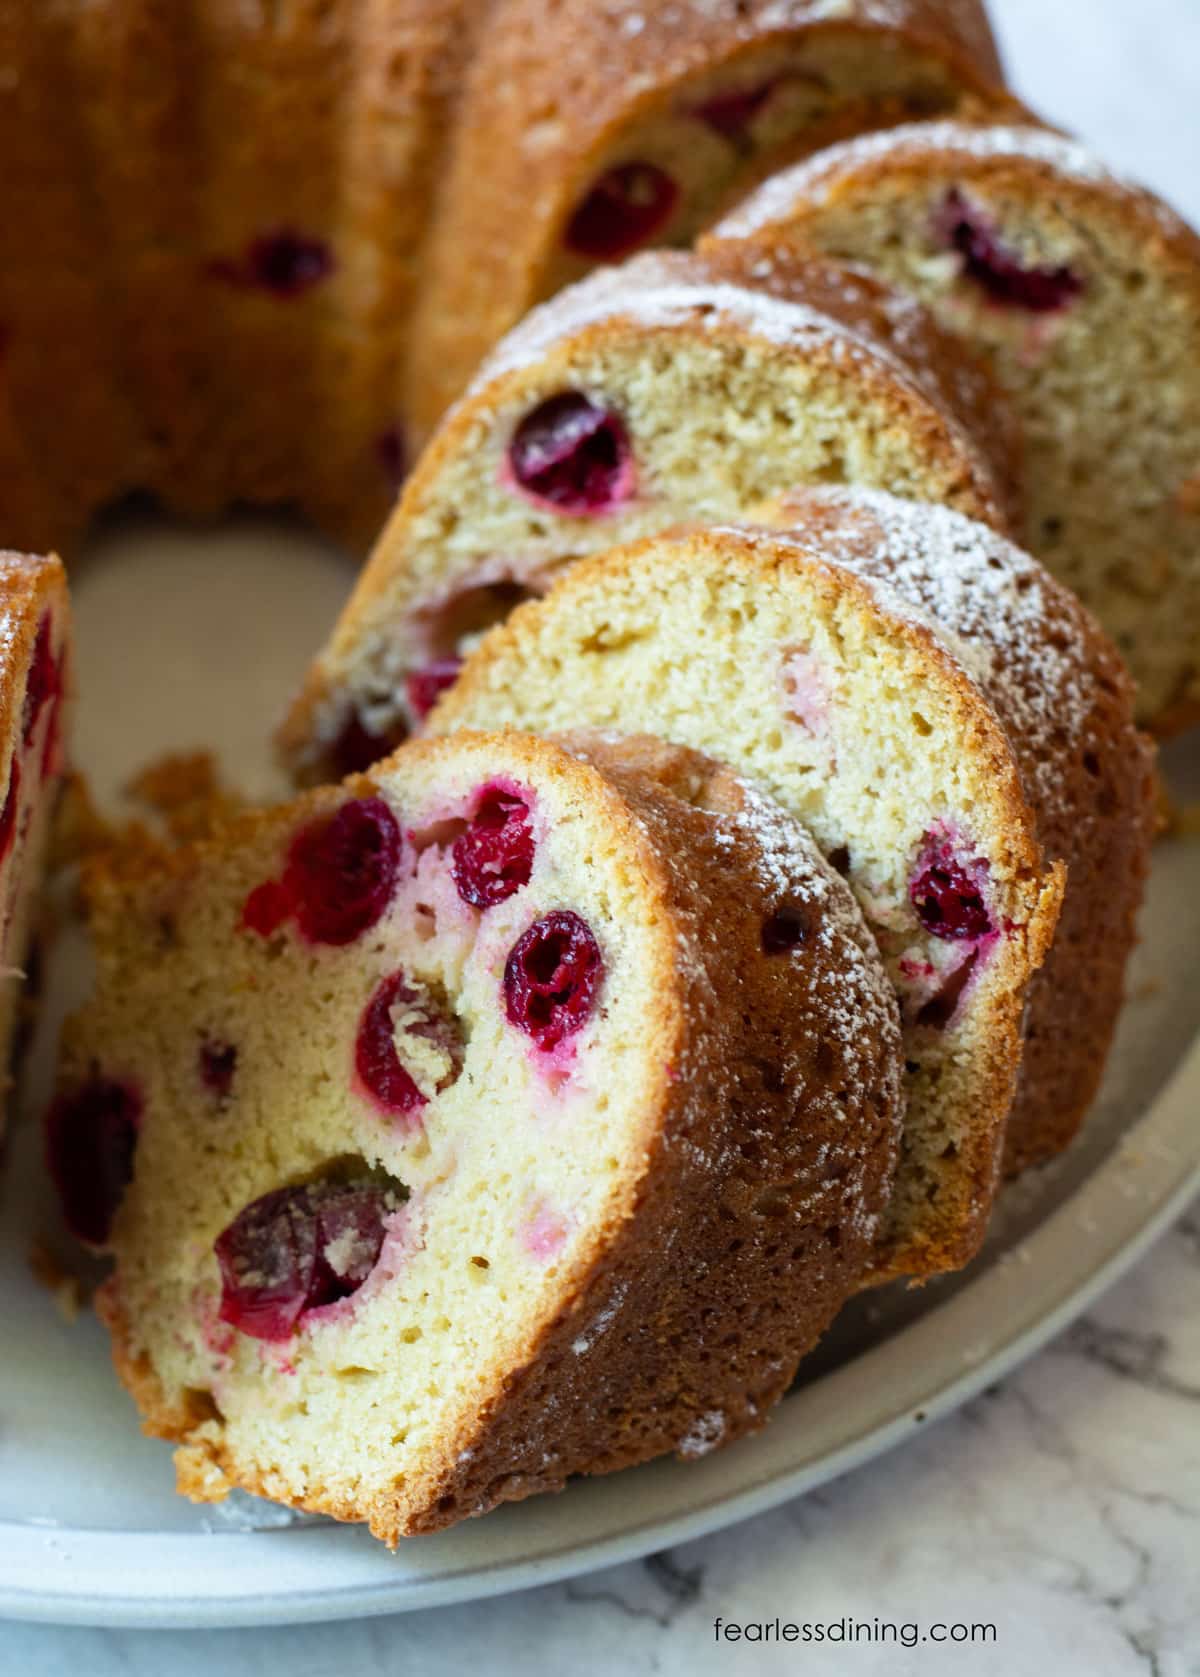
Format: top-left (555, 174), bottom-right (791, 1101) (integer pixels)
top-left (4, 0), bottom-right (1199, 1669)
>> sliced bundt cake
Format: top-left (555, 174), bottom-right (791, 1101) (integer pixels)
top-left (281, 244), bottom-right (1015, 781)
top-left (0, 551), bottom-right (70, 1133)
top-left (707, 122), bottom-right (1200, 730)
top-left (50, 731), bottom-right (902, 1541)
top-left (430, 493), bottom-right (1151, 1274)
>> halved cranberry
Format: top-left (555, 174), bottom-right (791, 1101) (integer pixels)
top-left (199, 1039), bottom-right (237, 1099)
top-left (504, 911), bottom-right (604, 1052)
top-left (940, 190), bottom-right (1084, 313)
top-left (406, 658), bottom-right (462, 723)
top-left (452, 785), bottom-right (534, 908)
top-left (22, 614), bottom-right (60, 746)
top-left (910, 835), bottom-right (993, 942)
top-left (355, 969), bottom-right (461, 1121)
top-left (0, 757), bottom-right (19, 864)
top-left (508, 393), bottom-right (634, 515)
top-left (241, 797), bottom-right (402, 946)
top-left (330, 712), bottom-right (406, 778)
top-left (207, 228), bottom-right (334, 298)
top-left (46, 1078), bottom-right (141, 1246)
top-left (215, 1178), bottom-right (393, 1342)
top-left (564, 162), bottom-right (679, 260)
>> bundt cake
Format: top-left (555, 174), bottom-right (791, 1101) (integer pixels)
top-left (280, 243), bottom-right (1016, 781)
top-left (430, 491), bottom-right (1154, 1274)
top-left (0, 551), bottom-right (70, 1135)
top-left (0, 0), bottom-right (1005, 559)
top-left (706, 121), bottom-right (1200, 731)
top-left (50, 730), bottom-right (902, 1541)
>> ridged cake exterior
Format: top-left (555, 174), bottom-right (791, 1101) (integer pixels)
top-left (53, 731), bottom-right (902, 1542)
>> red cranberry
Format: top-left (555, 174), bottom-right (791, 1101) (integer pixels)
top-left (207, 228), bottom-right (334, 298)
top-left (241, 798), bottom-right (402, 946)
top-left (330, 712), bottom-right (406, 777)
top-left (504, 911), bottom-right (604, 1052)
top-left (0, 756), bottom-right (19, 864)
top-left (22, 614), bottom-right (60, 746)
top-left (915, 949), bottom-right (980, 1031)
top-left (46, 1078), bottom-right (141, 1246)
top-left (355, 969), bottom-right (462, 1121)
top-left (693, 82), bottom-right (774, 140)
top-left (940, 190), bottom-right (1084, 313)
top-left (761, 907), bottom-right (809, 954)
top-left (406, 658), bottom-right (462, 723)
top-left (508, 393), bottom-right (634, 515)
top-left (910, 835), bottom-right (993, 942)
top-left (375, 424), bottom-right (408, 490)
top-left (199, 1040), bottom-right (237, 1099)
top-left (214, 1178), bottom-right (393, 1342)
top-left (564, 162), bottom-right (679, 260)
top-left (451, 785), bottom-right (534, 909)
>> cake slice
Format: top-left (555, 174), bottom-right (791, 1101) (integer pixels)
top-left (50, 730), bottom-right (901, 1542)
top-left (407, 0), bottom-right (1009, 432)
top-left (281, 244), bottom-right (1016, 782)
top-left (707, 121), bottom-right (1200, 730)
top-left (0, 551), bottom-right (70, 1132)
top-left (430, 493), bottom-right (1150, 1275)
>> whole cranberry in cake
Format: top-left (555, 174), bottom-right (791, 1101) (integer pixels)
top-left (46, 1078), bottom-right (142, 1245)
top-left (940, 190), bottom-right (1084, 313)
top-left (564, 162), bottom-right (679, 261)
top-left (503, 910), bottom-right (603, 1053)
top-left (355, 970), bottom-right (462, 1122)
top-left (909, 832), bottom-right (993, 942)
top-left (242, 797), bottom-right (402, 946)
top-left (22, 613), bottom-right (59, 746)
top-left (508, 393), bottom-right (634, 516)
top-left (761, 906), bottom-right (810, 954)
top-left (451, 784), bottom-right (534, 908)
top-left (215, 1178), bottom-right (396, 1342)
top-left (208, 228), bottom-right (334, 298)
top-left (329, 712), bottom-right (406, 778)
top-left (406, 658), bottom-right (462, 723)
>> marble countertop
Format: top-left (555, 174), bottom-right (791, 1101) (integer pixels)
top-left (4, 0), bottom-right (1199, 1670)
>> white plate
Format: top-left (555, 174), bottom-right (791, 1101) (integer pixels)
top-left (1, 514), bottom-right (1197, 1629)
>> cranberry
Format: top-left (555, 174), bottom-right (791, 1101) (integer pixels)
top-left (504, 911), bottom-right (604, 1052)
top-left (241, 797), bottom-right (402, 946)
top-left (22, 614), bottom-right (60, 746)
top-left (207, 228), bottom-right (334, 298)
top-left (329, 712), bottom-right (405, 778)
top-left (355, 969), bottom-right (461, 1121)
top-left (406, 657), bottom-right (462, 723)
top-left (46, 1078), bottom-right (141, 1246)
top-left (508, 393), bottom-right (634, 515)
top-left (0, 757), bottom-right (19, 864)
top-left (214, 1178), bottom-right (393, 1342)
top-left (564, 162), bottom-right (679, 260)
top-left (915, 949), bottom-right (980, 1031)
top-left (761, 907), bottom-right (809, 954)
top-left (941, 190), bottom-right (1084, 313)
top-left (693, 82), bottom-right (774, 140)
top-left (910, 835), bottom-right (993, 942)
top-left (199, 1039), bottom-right (237, 1099)
top-left (375, 424), bottom-right (407, 490)
top-left (452, 785), bottom-right (534, 908)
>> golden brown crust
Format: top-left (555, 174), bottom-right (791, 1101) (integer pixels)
top-left (409, 0), bottom-right (1008, 429)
